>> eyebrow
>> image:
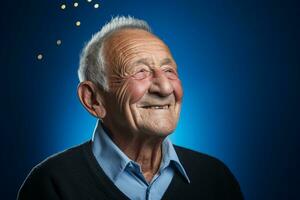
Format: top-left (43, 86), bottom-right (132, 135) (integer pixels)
top-left (132, 57), bottom-right (175, 67)
top-left (160, 58), bottom-right (174, 66)
top-left (133, 58), bottom-right (154, 66)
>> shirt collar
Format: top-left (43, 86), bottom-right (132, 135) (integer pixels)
top-left (161, 137), bottom-right (190, 183)
top-left (92, 120), bottom-right (190, 183)
top-left (92, 121), bottom-right (131, 181)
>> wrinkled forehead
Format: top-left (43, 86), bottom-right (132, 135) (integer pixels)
top-left (102, 29), bottom-right (174, 68)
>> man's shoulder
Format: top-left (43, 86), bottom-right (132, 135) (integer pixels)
top-left (27, 141), bottom-right (91, 178)
top-left (17, 141), bottom-right (94, 199)
top-left (174, 145), bottom-right (224, 167)
top-left (173, 145), bottom-right (243, 199)
top-left (173, 145), bottom-right (236, 180)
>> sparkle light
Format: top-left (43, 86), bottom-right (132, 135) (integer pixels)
top-left (75, 21), bottom-right (81, 26)
top-left (60, 4), bottom-right (66, 10)
top-left (87, 0), bottom-right (92, 2)
top-left (94, 3), bottom-right (99, 8)
top-left (37, 54), bottom-right (43, 60)
top-left (74, 2), bottom-right (79, 7)
top-left (56, 40), bottom-right (62, 46)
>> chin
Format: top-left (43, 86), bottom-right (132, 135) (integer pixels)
top-left (137, 118), bottom-right (178, 137)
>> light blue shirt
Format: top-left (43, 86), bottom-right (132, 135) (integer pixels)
top-left (91, 121), bottom-right (190, 200)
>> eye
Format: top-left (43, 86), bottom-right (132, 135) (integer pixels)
top-left (163, 68), bottom-right (178, 79)
top-left (132, 69), bottom-right (151, 80)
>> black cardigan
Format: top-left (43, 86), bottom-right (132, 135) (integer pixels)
top-left (17, 141), bottom-right (243, 200)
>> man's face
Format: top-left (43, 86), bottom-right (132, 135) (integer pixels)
top-left (102, 29), bottom-right (183, 137)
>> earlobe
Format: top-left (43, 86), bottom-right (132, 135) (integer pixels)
top-left (94, 103), bottom-right (106, 118)
top-left (77, 81), bottom-right (106, 119)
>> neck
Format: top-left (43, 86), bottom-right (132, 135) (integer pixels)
top-left (103, 124), bottom-right (164, 183)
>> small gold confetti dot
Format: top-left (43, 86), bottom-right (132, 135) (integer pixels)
top-left (75, 21), bottom-right (81, 26)
top-left (60, 4), bottom-right (66, 10)
top-left (37, 54), bottom-right (43, 60)
top-left (74, 2), bottom-right (79, 7)
top-left (56, 40), bottom-right (62, 46)
top-left (94, 3), bottom-right (99, 8)
top-left (87, 0), bottom-right (92, 2)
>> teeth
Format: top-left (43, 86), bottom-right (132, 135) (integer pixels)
top-left (143, 105), bottom-right (169, 109)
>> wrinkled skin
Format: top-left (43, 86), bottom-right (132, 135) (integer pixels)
top-left (101, 29), bottom-right (183, 142)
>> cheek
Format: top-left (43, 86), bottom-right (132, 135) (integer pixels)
top-left (127, 79), bottom-right (151, 104)
top-left (172, 79), bottom-right (183, 102)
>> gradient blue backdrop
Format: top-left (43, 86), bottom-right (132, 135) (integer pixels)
top-left (1, 0), bottom-right (299, 199)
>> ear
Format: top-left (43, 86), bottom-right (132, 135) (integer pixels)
top-left (77, 81), bottom-right (106, 118)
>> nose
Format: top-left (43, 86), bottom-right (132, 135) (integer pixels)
top-left (149, 70), bottom-right (174, 97)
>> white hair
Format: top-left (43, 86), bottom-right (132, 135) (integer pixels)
top-left (78, 16), bottom-right (151, 91)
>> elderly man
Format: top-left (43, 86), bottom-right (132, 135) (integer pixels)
top-left (18, 16), bottom-right (243, 200)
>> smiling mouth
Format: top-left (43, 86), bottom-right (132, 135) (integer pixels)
top-left (140, 104), bottom-right (170, 110)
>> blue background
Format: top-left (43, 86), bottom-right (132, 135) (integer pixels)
top-left (1, 0), bottom-right (299, 199)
